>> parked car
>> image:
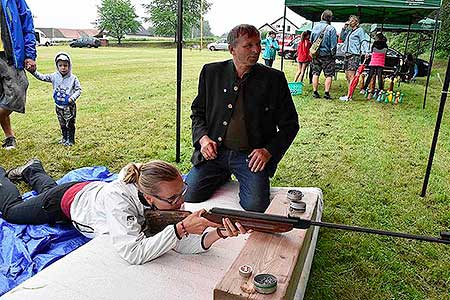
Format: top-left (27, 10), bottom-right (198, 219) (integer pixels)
top-left (35, 29), bottom-right (53, 46)
top-left (69, 37), bottom-right (101, 48)
top-left (335, 43), bottom-right (429, 78)
top-left (279, 41), bottom-right (429, 79)
top-left (207, 39), bottom-right (228, 51)
top-left (277, 37), bottom-right (300, 60)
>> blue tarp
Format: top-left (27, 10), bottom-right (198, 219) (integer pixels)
top-left (0, 166), bottom-right (118, 296)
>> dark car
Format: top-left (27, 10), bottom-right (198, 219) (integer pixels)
top-left (280, 41), bottom-right (429, 79)
top-left (69, 37), bottom-right (100, 48)
top-left (335, 43), bottom-right (429, 79)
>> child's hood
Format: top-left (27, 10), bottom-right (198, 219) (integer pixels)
top-left (54, 52), bottom-right (72, 74)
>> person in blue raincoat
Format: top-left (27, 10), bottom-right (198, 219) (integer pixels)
top-left (261, 31), bottom-right (280, 67)
top-left (0, 0), bottom-right (37, 150)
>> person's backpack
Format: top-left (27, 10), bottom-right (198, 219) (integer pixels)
top-left (310, 25), bottom-right (329, 58)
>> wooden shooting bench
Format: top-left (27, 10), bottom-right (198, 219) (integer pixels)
top-left (1, 182), bottom-right (323, 300)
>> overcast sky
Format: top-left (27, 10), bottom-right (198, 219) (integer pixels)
top-left (26, 0), bottom-right (308, 36)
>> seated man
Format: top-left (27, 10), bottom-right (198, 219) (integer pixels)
top-left (185, 24), bottom-right (299, 212)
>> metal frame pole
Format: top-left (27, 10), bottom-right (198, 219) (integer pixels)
top-left (421, 55), bottom-right (450, 197)
top-left (423, 10), bottom-right (441, 109)
top-left (404, 23), bottom-right (412, 56)
top-left (176, 0), bottom-right (183, 163)
top-left (280, 5), bottom-right (287, 71)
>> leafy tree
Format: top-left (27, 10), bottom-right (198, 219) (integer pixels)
top-left (143, 0), bottom-right (212, 40)
top-left (190, 20), bottom-right (213, 38)
top-left (97, 0), bottom-right (141, 44)
top-left (436, 0), bottom-right (450, 56)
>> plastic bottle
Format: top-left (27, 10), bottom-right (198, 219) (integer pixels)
top-left (376, 90), bottom-right (384, 102)
top-left (373, 89), bottom-right (379, 100)
top-left (386, 91), bottom-right (392, 103)
top-left (364, 89), bottom-right (369, 98)
top-left (399, 93), bottom-right (404, 103)
top-left (394, 91), bottom-right (400, 104)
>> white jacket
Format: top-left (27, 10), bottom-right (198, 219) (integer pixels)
top-left (70, 167), bottom-right (208, 265)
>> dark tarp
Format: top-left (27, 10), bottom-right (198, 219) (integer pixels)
top-left (285, 0), bottom-right (441, 24)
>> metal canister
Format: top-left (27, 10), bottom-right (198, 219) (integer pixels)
top-left (253, 273), bottom-right (277, 294)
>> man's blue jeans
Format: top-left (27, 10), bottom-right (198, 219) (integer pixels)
top-left (184, 148), bottom-right (270, 212)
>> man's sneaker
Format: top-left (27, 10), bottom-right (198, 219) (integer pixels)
top-left (313, 91), bottom-right (320, 98)
top-left (324, 92), bottom-right (332, 100)
top-left (2, 136), bottom-right (16, 150)
top-left (58, 138), bottom-right (67, 145)
top-left (6, 158), bottom-right (42, 181)
top-left (64, 141), bottom-right (74, 147)
top-left (339, 95), bottom-right (350, 102)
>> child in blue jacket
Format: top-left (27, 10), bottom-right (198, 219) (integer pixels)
top-left (31, 52), bottom-right (81, 146)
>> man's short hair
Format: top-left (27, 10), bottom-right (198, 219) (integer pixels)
top-left (227, 24), bottom-right (260, 47)
top-left (321, 10), bottom-right (333, 23)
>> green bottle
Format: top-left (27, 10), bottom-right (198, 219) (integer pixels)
top-left (364, 89), bottom-right (369, 98)
top-left (399, 93), bottom-right (404, 103)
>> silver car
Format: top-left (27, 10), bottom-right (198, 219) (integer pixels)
top-left (207, 39), bottom-right (228, 51)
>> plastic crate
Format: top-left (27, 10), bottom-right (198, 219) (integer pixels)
top-left (288, 82), bottom-right (303, 95)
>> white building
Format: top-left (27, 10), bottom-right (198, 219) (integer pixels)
top-left (258, 17), bottom-right (299, 35)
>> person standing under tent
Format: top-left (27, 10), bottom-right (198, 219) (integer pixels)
top-left (310, 10), bottom-right (338, 100)
top-left (294, 30), bottom-right (312, 82)
top-left (339, 15), bottom-right (370, 101)
top-left (360, 32), bottom-right (388, 94)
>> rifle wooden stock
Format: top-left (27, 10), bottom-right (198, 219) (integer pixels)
top-left (143, 209), bottom-right (191, 237)
top-left (203, 207), bottom-right (302, 233)
top-left (142, 207), bottom-right (450, 244)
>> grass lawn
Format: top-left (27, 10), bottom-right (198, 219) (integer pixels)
top-left (2, 45), bottom-right (449, 299)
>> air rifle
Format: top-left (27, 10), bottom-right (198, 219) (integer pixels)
top-left (143, 207), bottom-right (450, 244)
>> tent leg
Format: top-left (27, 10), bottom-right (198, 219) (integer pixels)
top-left (421, 55), bottom-right (450, 197)
top-left (176, 0), bottom-right (183, 163)
top-left (423, 10), bottom-right (440, 109)
top-left (280, 5), bottom-right (287, 71)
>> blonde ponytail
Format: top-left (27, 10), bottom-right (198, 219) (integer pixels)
top-left (123, 163), bottom-right (142, 184)
top-left (123, 160), bottom-right (180, 195)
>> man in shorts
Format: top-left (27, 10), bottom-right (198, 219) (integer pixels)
top-left (0, 0), bottom-right (37, 150)
top-left (310, 10), bottom-right (337, 100)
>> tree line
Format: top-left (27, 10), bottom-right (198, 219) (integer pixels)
top-left (97, 0), bottom-right (213, 44)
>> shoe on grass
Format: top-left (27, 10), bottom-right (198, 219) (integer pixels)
top-left (2, 136), bottom-right (16, 150)
top-left (6, 158), bottom-right (42, 181)
top-left (339, 95), bottom-right (350, 101)
top-left (58, 138), bottom-right (67, 145)
top-left (313, 91), bottom-right (320, 98)
top-left (323, 92), bottom-right (332, 100)
top-left (359, 89), bottom-right (366, 94)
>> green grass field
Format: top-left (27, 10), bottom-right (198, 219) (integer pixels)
top-left (2, 46), bottom-right (450, 299)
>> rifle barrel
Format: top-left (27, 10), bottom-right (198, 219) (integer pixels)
top-left (308, 220), bottom-right (450, 244)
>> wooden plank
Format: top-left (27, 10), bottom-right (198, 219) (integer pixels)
top-left (214, 191), bottom-right (319, 300)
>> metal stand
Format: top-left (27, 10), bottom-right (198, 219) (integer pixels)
top-left (421, 55), bottom-right (450, 197)
top-left (175, 0), bottom-right (183, 163)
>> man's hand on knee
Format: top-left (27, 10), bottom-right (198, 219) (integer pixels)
top-left (199, 135), bottom-right (217, 160)
top-left (248, 148), bottom-right (272, 172)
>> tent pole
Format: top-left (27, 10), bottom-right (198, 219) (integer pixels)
top-left (404, 23), bottom-right (411, 57)
top-left (423, 10), bottom-right (440, 109)
top-left (175, 0), bottom-right (183, 163)
top-left (421, 55), bottom-right (450, 197)
top-left (280, 5), bottom-right (287, 71)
